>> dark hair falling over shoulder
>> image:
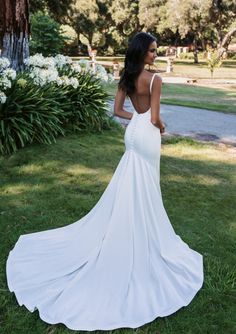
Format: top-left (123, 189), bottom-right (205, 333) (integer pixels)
top-left (118, 32), bottom-right (156, 96)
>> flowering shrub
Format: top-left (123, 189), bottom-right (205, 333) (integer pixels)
top-left (0, 59), bottom-right (16, 104)
top-left (0, 54), bottom-right (115, 155)
top-left (22, 54), bottom-right (113, 87)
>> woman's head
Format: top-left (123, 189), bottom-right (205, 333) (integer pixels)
top-left (119, 32), bottom-right (157, 95)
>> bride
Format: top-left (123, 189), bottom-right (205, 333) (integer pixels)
top-left (6, 32), bottom-right (204, 331)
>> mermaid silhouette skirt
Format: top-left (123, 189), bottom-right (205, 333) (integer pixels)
top-left (6, 108), bottom-right (204, 331)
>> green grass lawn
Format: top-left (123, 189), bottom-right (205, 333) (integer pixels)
top-left (0, 129), bottom-right (235, 333)
top-left (105, 82), bottom-right (236, 114)
top-left (161, 83), bottom-right (236, 114)
top-left (156, 59), bottom-right (236, 79)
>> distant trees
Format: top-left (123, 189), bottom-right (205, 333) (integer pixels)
top-left (69, 0), bottom-right (140, 54)
top-left (70, 0), bottom-right (106, 54)
top-left (1, 0), bottom-right (236, 63)
top-left (30, 0), bottom-right (73, 22)
top-left (139, 0), bottom-right (236, 61)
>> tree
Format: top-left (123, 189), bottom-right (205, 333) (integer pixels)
top-left (30, 0), bottom-right (74, 23)
top-left (30, 11), bottom-right (67, 56)
top-left (160, 0), bottom-right (236, 61)
top-left (60, 24), bottom-right (78, 55)
top-left (107, 0), bottom-right (140, 53)
top-left (209, 0), bottom-right (236, 48)
top-left (207, 48), bottom-right (222, 78)
top-left (70, 0), bottom-right (104, 54)
top-left (164, 0), bottom-right (213, 62)
top-left (138, 0), bottom-right (178, 46)
top-left (138, 0), bottom-right (167, 32)
top-left (217, 27), bottom-right (236, 57)
top-left (0, 0), bottom-right (30, 71)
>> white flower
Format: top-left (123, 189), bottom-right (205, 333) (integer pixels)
top-left (71, 62), bottom-right (81, 73)
top-left (69, 77), bottom-right (79, 89)
top-left (0, 91), bottom-right (7, 104)
top-left (0, 58), bottom-right (10, 71)
top-left (56, 76), bottom-right (79, 88)
top-left (107, 73), bottom-right (115, 83)
top-left (96, 64), bottom-right (107, 75)
top-left (78, 59), bottom-right (91, 71)
top-left (3, 68), bottom-right (16, 80)
top-left (30, 67), bottom-right (59, 86)
top-left (0, 77), bottom-right (12, 89)
top-left (60, 75), bottom-right (71, 86)
top-left (54, 54), bottom-right (72, 69)
top-left (24, 54), bottom-right (55, 69)
top-left (56, 77), bottom-right (63, 86)
top-left (17, 78), bottom-right (27, 88)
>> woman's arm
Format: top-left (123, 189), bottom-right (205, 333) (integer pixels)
top-left (150, 76), bottom-right (165, 133)
top-left (114, 88), bottom-right (133, 120)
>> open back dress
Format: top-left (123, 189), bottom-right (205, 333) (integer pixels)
top-left (6, 73), bottom-right (204, 331)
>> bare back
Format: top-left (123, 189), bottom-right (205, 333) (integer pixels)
top-left (129, 71), bottom-right (157, 114)
top-left (114, 70), bottom-right (162, 127)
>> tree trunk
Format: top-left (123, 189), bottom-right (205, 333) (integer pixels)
top-left (201, 38), bottom-right (207, 51)
top-left (217, 27), bottom-right (236, 58)
top-left (193, 37), bottom-right (198, 64)
top-left (0, 0), bottom-right (30, 71)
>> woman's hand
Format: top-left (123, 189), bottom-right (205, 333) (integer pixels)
top-left (152, 118), bottom-right (165, 134)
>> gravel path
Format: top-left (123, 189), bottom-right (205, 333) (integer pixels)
top-left (109, 99), bottom-right (236, 147)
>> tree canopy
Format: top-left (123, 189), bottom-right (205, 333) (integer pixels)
top-left (1, 0), bottom-right (236, 57)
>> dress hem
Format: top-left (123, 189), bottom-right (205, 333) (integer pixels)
top-left (8, 278), bottom-right (204, 331)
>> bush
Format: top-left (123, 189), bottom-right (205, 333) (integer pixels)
top-left (226, 51), bottom-right (236, 59)
top-left (178, 52), bottom-right (194, 60)
top-left (30, 12), bottom-right (67, 56)
top-left (206, 49), bottom-right (222, 78)
top-left (157, 47), bottom-right (167, 56)
top-left (0, 76), bottom-right (66, 154)
top-left (0, 55), bottom-right (114, 155)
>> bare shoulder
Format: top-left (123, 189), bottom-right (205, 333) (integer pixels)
top-left (152, 74), bottom-right (162, 88)
top-left (137, 71), bottom-right (160, 88)
top-left (153, 73), bottom-right (162, 82)
top-left (151, 74), bottom-right (162, 97)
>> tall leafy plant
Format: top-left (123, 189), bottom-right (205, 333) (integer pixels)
top-left (0, 76), bottom-right (66, 154)
top-left (0, 55), bottom-right (114, 155)
top-left (30, 11), bottom-right (67, 56)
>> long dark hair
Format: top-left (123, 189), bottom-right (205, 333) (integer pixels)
top-left (118, 32), bottom-right (156, 95)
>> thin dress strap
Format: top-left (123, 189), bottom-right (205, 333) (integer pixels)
top-left (150, 73), bottom-right (158, 94)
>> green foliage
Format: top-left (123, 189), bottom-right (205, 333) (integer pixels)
top-left (227, 51), bottom-right (236, 59)
top-left (72, 0), bottom-right (106, 51)
top-left (30, 11), bottom-right (67, 56)
top-left (57, 71), bottom-right (112, 132)
top-left (139, 0), bottom-right (167, 31)
top-left (30, 0), bottom-right (73, 22)
top-left (156, 46), bottom-right (167, 56)
top-left (71, 0), bottom-right (140, 54)
top-left (0, 72), bottom-right (112, 155)
top-left (0, 75), bottom-right (65, 155)
top-left (206, 49), bottom-right (222, 78)
top-left (30, 0), bottom-right (236, 56)
top-left (60, 24), bottom-right (78, 56)
top-left (178, 52), bottom-right (194, 60)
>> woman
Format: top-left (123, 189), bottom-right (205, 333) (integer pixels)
top-left (6, 32), bottom-right (204, 331)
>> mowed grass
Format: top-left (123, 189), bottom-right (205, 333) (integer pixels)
top-left (0, 129), bottom-right (235, 334)
top-left (161, 83), bottom-right (236, 114)
top-left (156, 59), bottom-right (236, 80)
top-left (105, 81), bottom-right (236, 114)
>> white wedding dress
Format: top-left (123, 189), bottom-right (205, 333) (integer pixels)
top-left (6, 74), bottom-right (204, 331)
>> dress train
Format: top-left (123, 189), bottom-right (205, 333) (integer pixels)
top-left (6, 73), bottom-right (204, 330)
